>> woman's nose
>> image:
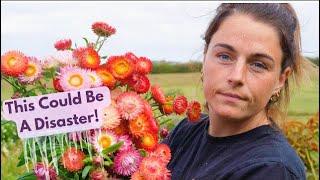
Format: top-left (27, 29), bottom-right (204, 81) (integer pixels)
top-left (227, 58), bottom-right (246, 87)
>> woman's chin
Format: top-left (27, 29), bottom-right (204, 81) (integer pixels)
top-left (210, 105), bottom-right (246, 121)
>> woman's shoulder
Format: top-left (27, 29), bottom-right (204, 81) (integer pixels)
top-left (231, 127), bottom-right (306, 179)
top-left (161, 114), bottom-right (208, 151)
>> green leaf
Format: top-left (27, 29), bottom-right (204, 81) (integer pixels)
top-left (17, 171), bottom-right (37, 180)
top-left (74, 173), bottom-right (79, 180)
top-left (310, 151), bottom-right (319, 161)
top-left (83, 156), bottom-right (93, 164)
top-left (102, 141), bottom-right (123, 155)
top-left (82, 165), bottom-right (92, 179)
top-left (104, 160), bottom-right (113, 166)
top-left (139, 149), bottom-right (147, 157)
top-left (101, 55), bottom-right (108, 59)
top-left (83, 37), bottom-right (89, 46)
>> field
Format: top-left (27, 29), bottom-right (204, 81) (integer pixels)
top-left (1, 72), bottom-right (319, 179)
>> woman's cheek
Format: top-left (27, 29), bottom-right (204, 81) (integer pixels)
top-left (203, 80), bottom-right (211, 100)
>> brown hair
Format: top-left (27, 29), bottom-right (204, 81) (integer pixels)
top-left (203, 3), bottom-right (318, 126)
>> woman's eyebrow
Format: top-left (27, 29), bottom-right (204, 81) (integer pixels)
top-left (251, 53), bottom-right (275, 63)
top-left (213, 43), bottom-right (236, 52)
top-left (214, 43), bottom-right (275, 63)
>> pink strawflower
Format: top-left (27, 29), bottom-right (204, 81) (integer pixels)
top-left (18, 57), bottom-right (42, 83)
top-left (90, 129), bottom-right (118, 153)
top-left (101, 104), bottom-right (121, 130)
top-left (113, 148), bottom-right (142, 176)
top-left (118, 135), bottom-right (133, 152)
top-left (86, 70), bottom-right (103, 87)
top-left (52, 51), bottom-right (78, 66)
top-left (116, 92), bottom-right (144, 120)
top-left (90, 168), bottom-right (108, 180)
top-left (34, 162), bottom-right (57, 180)
top-left (58, 66), bottom-right (91, 91)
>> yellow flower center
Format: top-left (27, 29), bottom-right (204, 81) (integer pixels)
top-left (87, 55), bottom-right (96, 65)
top-left (99, 72), bottom-right (112, 82)
top-left (8, 57), bottom-right (17, 67)
top-left (68, 74), bottom-right (83, 87)
top-left (115, 61), bottom-right (129, 75)
top-left (142, 135), bottom-right (154, 146)
top-left (24, 64), bottom-right (37, 77)
top-left (98, 135), bottom-right (112, 149)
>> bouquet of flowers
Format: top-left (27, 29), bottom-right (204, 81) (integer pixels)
top-left (1, 21), bottom-right (202, 180)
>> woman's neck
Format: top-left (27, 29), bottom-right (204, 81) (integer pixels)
top-left (208, 110), bottom-right (270, 137)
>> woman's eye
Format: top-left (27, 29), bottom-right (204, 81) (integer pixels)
top-left (218, 54), bottom-right (231, 62)
top-left (251, 61), bottom-right (267, 70)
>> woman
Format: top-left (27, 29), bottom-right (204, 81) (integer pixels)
top-left (163, 3), bottom-right (315, 180)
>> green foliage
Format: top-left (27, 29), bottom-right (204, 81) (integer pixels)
top-left (152, 60), bottom-right (202, 74)
top-left (306, 57), bottom-right (319, 66)
top-left (1, 121), bottom-right (19, 148)
top-left (282, 112), bottom-right (319, 179)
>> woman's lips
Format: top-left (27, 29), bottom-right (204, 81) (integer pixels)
top-left (218, 92), bottom-right (247, 101)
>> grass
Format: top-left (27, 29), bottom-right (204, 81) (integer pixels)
top-left (1, 72), bottom-right (319, 179)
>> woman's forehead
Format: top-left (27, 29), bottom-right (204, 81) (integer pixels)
top-left (210, 13), bottom-right (282, 61)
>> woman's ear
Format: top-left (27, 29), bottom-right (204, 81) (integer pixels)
top-left (274, 67), bottom-right (292, 93)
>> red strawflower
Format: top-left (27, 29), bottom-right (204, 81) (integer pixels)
top-left (134, 132), bottom-right (158, 151)
top-left (61, 147), bottom-right (85, 172)
top-left (113, 119), bottom-right (129, 136)
top-left (187, 101), bottom-right (202, 122)
top-left (124, 52), bottom-right (139, 64)
top-left (54, 39), bottom-right (72, 51)
top-left (160, 128), bottom-right (169, 139)
top-left (92, 22), bottom-right (116, 37)
top-left (150, 85), bottom-right (166, 104)
top-left (96, 67), bottom-right (116, 89)
top-left (73, 47), bottom-right (100, 69)
top-left (161, 96), bottom-right (174, 115)
top-left (107, 55), bottom-right (134, 80)
top-left (129, 113), bottom-right (151, 137)
top-left (173, 96), bottom-right (188, 115)
top-left (128, 73), bottom-right (150, 94)
top-left (135, 57), bottom-right (152, 74)
top-left (1, 50), bottom-right (28, 77)
top-left (143, 100), bottom-right (153, 119)
top-left (139, 156), bottom-right (171, 180)
top-left (53, 78), bottom-right (64, 92)
top-left (131, 171), bottom-right (145, 180)
top-left (153, 144), bottom-right (171, 165)
top-left (148, 118), bottom-right (159, 134)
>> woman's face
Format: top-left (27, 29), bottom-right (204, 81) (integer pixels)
top-left (203, 13), bottom-right (290, 121)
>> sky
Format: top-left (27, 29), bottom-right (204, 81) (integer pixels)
top-left (1, 1), bottom-right (319, 62)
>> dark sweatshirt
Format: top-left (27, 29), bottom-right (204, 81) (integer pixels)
top-left (162, 114), bottom-right (306, 180)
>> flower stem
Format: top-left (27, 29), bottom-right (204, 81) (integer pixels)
top-left (97, 37), bottom-right (107, 53)
top-left (160, 118), bottom-right (172, 125)
top-left (305, 148), bottom-right (317, 179)
top-left (2, 76), bottom-right (19, 90)
top-left (155, 114), bottom-right (165, 119)
top-left (95, 36), bottom-right (101, 49)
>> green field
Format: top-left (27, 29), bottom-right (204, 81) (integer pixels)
top-left (1, 72), bottom-right (319, 179)
top-left (149, 72), bottom-right (319, 121)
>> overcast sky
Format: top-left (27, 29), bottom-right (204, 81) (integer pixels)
top-left (1, 1), bottom-right (319, 62)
